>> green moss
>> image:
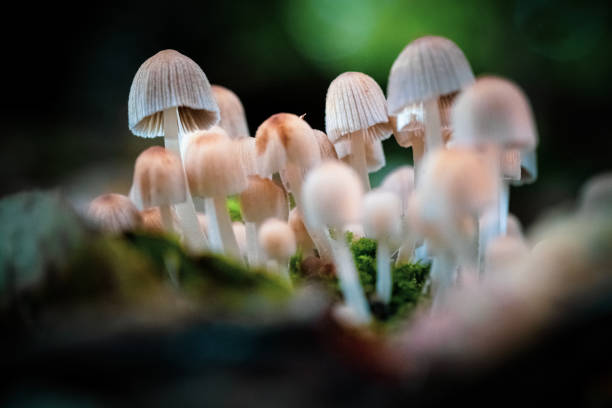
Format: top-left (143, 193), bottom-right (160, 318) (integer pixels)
top-left (226, 196), bottom-right (243, 222)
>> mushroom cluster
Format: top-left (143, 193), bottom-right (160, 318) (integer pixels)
top-left (86, 40), bottom-right (549, 325)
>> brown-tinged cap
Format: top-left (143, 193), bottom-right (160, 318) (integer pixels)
top-left (235, 137), bottom-right (258, 176)
top-left (387, 36), bottom-right (474, 114)
top-left (240, 175), bottom-right (288, 224)
top-left (313, 129), bottom-right (338, 160)
top-left (452, 76), bottom-right (538, 151)
top-left (184, 133), bottom-right (248, 198)
top-left (181, 125), bottom-right (230, 153)
top-left (128, 49), bottom-right (219, 137)
top-left (212, 85), bottom-right (250, 139)
top-left (131, 146), bottom-right (187, 209)
top-left (258, 218), bottom-right (297, 262)
top-left (140, 207), bottom-right (179, 234)
top-left (325, 72), bottom-right (392, 144)
top-left (88, 193), bottom-right (142, 234)
top-left (288, 207), bottom-right (314, 253)
top-left (254, 113), bottom-right (321, 177)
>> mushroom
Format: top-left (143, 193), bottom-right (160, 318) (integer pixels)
top-left (363, 190), bottom-right (402, 304)
top-left (578, 172), bottom-right (612, 214)
top-left (288, 208), bottom-right (315, 257)
top-left (239, 175), bottom-right (289, 267)
top-left (140, 207), bottom-right (179, 234)
top-left (379, 166), bottom-right (416, 264)
top-left (87, 193), bottom-right (142, 234)
top-left (211, 85), bottom-right (250, 139)
top-left (336, 139), bottom-right (387, 175)
top-left (325, 72), bottom-right (392, 190)
top-left (452, 76), bottom-right (538, 262)
top-left (128, 49), bottom-right (218, 252)
top-left (130, 146), bottom-right (189, 237)
top-left (184, 129), bottom-right (247, 260)
top-left (413, 148), bottom-right (499, 309)
top-left (387, 36), bottom-right (474, 161)
top-left (254, 113), bottom-right (332, 260)
top-left (303, 161), bottom-right (371, 323)
top-left (313, 129), bottom-right (339, 161)
top-left (258, 218), bottom-right (296, 285)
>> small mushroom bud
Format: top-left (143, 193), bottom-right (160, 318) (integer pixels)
top-left (258, 218), bottom-right (296, 285)
top-left (88, 193), bottom-right (142, 234)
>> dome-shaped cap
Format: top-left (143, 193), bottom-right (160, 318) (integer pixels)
top-left (258, 218), bottom-right (297, 261)
top-left (387, 36), bottom-right (474, 114)
top-left (255, 113), bottom-right (321, 177)
top-left (130, 146), bottom-right (187, 209)
top-left (212, 85), bottom-right (250, 139)
top-left (363, 190), bottom-right (402, 244)
top-left (380, 165), bottom-right (415, 216)
top-left (302, 161), bottom-right (363, 230)
top-left (140, 207), bottom-right (179, 234)
top-left (88, 193), bottom-right (142, 234)
top-left (452, 76), bottom-right (538, 151)
top-left (184, 133), bottom-right (248, 198)
top-left (240, 175), bottom-right (288, 224)
top-left (325, 72), bottom-right (392, 144)
top-left (128, 49), bottom-right (219, 137)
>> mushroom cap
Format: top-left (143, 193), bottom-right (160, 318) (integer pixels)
top-left (131, 146), bottom-right (187, 209)
top-left (578, 172), bottom-right (612, 213)
top-left (393, 92), bottom-right (458, 145)
top-left (313, 129), bottom-right (338, 160)
top-left (235, 137), bottom-right (258, 176)
top-left (258, 218), bottom-right (297, 261)
top-left (387, 36), bottom-right (474, 114)
top-left (362, 190), bottom-right (402, 244)
top-left (380, 165), bottom-right (415, 216)
top-left (325, 72), bottom-right (392, 144)
top-left (302, 161), bottom-right (363, 230)
top-left (336, 139), bottom-right (386, 172)
top-left (452, 76), bottom-right (538, 151)
top-left (240, 175), bottom-right (288, 224)
top-left (288, 208), bottom-right (315, 253)
top-left (140, 207), bottom-right (179, 234)
top-left (180, 125), bottom-right (230, 153)
top-left (128, 49), bottom-right (219, 137)
top-left (88, 193), bottom-right (142, 234)
top-left (212, 85), bottom-right (250, 139)
top-left (255, 113), bottom-right (321, 177)
top-left (184, 132), bottom-right (248, 198)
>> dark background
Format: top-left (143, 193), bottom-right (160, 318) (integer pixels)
top-left (2, 0), bottom-right (611, 226)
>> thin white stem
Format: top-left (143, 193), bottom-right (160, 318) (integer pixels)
top-left (376, 242), bottom-right (392, 304)
top-left (163, 107), bottom-right (208, 253)
top-left (350, 131), bottom-right (370, 190)
top-left (285, 164), bottom-right (334, 262)
top-left (430, 252), bottom-right (455, 313)
top-left (245, 222), bottom-right (262, 267)
top-left (412, 137), bottom-right (425, 185)
top-left (278, 260), bottom-right (293, 288)
top-left (423, 97), bottom-right (443, 152)
top-left (327, 232), bottom-right (371, 324)
top-left (159, 205), bottom-right (175, 234)
top-left (499, 181), bottom-right (510, 235)
top-left (204, 197), bottom-right (224, 253)
top-left (206, 196), bottom-right (242, 261)
top-left (478, 206), bottom-right (498, 276)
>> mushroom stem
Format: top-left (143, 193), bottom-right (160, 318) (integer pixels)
top-left (245, 221), bottom-right (263, 267)
top-left (376, 242), bottom-right (392, 304)
top-left (349, 131), bottom-right (371, 190)
top-left (163, 107), bottom-right (209, 252)
top-left (499, 181), bottom-right (510, 235)
top-left (412, 137), bottom-right (425, 183)
top-left (395, 236), bottom-right (416, 266)
top-left (285, 164), bottom-right (334, 262)
top-left (159, 205), bottom-right (175, 234)
top-left (204, 196), bottom-right (242, 260)
top-left (328, 232), bottom-right (371, 323)
top-left (430, 252), bottom-right (455, 313)
top-left (423, 97), bottom-right (444, 152)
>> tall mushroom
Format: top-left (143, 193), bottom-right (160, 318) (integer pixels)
top-left (387, 36), bottom-right (474, 170)
top-left (128, 49), bottom-right (219, 252)
top-left (212, 85), bottom-right (250, 139)
top-left (325, 72), bottom-right (392, 190)
top-left (130, 146), bottom-right (187, 236)
top-left (303, 161), bottom-right (371, 324)
top-left (184, 130), bottom-right (247, 260)
top-left (240, 175), bottom-right (288, 267)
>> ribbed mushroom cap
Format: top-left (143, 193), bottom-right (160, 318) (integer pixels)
top-left (255, 113), bottom-right (321, 177)
top-left (185, 133), bottom-right (248, 198)
top-left (212, 85), bottom-right (249, 139)
top-left (258, 218), bottom-right (297, 261)
top-left (452, 76), bottom-right (537, 151)
top-left (313, 130), bottom-right (338, 160)
top-left (181, 125), bottom-right (230, 153)
top-left (387, 36), bottom-right (474, 115)
top-left (380, 165), bottom-right (415, 217)
top-left (362, 190), bottom-right (402, 244)
top-left (302, 161), bottom-right (363, 230)
top-left (128, 49), bottom-right (219, 137)
top-left (140, 207), bottom-right (178, 233)
top-left (240, 175), bottom-right (288, 224)
top-left (131, 146), bottom-right (187, 209)
top-left (88, 193), bottom-right (142, 234)
top-left (235, 137), bottom-right (258, 176)
top-left (325, 72), bottom-right (392, 144)
top-left (502, 149), bottom-right (522, 180)
top-left (288, 208), bottom-right (314, 252)
top-left (336, 139), bottom-right (386, 172)
top-left (579, 172), bottom-right (612, 213)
